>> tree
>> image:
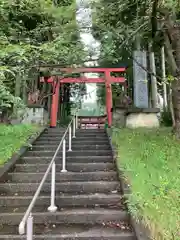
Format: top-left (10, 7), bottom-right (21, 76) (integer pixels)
top-left (0, 0), bottom-right (86, 123)
top-left (93, 0), bottom-right (180, 137)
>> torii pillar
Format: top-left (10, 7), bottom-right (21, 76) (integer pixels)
top-left (50, 78), bottom-right (60, 128)
top-left (40, 67), bottom-right (126, 128)
top-left (105, 71), bottom-right (113, 127)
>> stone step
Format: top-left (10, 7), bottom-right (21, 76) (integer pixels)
top-left (30, 145), bottom-right (111, 151)
top-left (0, 181), bottom-right (120, 194)
top-left (40, 135), bottom-right (107, 140)
top-left (0, 208), bottom-right (129, 225)
top-left (20, 155), bottom-right (113, 164)
top-left (38, 136), bottom-right (107, 141)
top-left (14, 163), bottom-right (115, 172)
top-left (42, 132), bottom-right (107, 136)
top-left (45, 129), bottom-right (106, 133)
top-left (74, 129), bottom-right (106, 132)
top-left (0, 223), bottom-right (135, 240)
top-left (34, 140), bottom-right (109, 145)
top-left (0, 193), bottom-right (123, 207)
top-left (8, 172), bottom-right (117, 183)
top-left (0, 204), bottom-right (126, 213)
top-left (34, 141), bottom-right (109, 146)
top-left (0, 233), bottom-right (135, 240)
top-left (25, 150), bottom-right (112, 157)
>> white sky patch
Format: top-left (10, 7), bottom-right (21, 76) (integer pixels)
top-left (76, 0), bottom-right (101, 104)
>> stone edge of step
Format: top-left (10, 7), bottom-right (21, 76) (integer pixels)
top-left (0, 232), bottom-right (135, 239)
top-left (0, 209), bottom-right (129, 225)
top-left (0, 127), bottom-right (47, 182)
top-left (106, 128), bottom-right (151, 240)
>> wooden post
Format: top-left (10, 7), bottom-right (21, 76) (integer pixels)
top-left (161, 46), bottom-right (168, 108)
top-left (149, 44), bottom-right (158, 108)
top-left (50, 78), bottom-right (60, 127)
top-left (105, 71), bottom-right (112, 127)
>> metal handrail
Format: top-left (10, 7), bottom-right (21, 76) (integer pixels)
top-left (18, 111), bottom-right (79, 239)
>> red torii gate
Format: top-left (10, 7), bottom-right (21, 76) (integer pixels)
top-left (40, 67), bottom-right (126, 127)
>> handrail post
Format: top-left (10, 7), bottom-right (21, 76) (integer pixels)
top-left (27, 213), bottom-right (33, 240)
top-left (76, 114), bottom-right (78, 129)
top-left (48, 162), bottom-right (58, 212)
top-left (61, 139), bottom-right (67, 172)
top-left (18, 111), bottom-right (79, 237)
top-left (73, 117), bottom-right (76, 138)
top-left (68, 125), bottom-right (72, 151)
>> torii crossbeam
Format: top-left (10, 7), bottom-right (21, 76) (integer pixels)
top-left (40, 67), bottom-right (126, 127)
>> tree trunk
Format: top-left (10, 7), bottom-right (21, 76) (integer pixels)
top-left (163, 14), bottom-right (180, 137)
top-left (161, 47), bottom-right (168, 109)
top-left (15, 74), bottom-right (21, 97)
top-left (171, 78), bottom-right (180, 137)
top-left (171, 25), bottom-right (180, 137)
top-left (22, 79), bottom-right (27, 103)
top-left (148, 44), bottom-right (158, 108)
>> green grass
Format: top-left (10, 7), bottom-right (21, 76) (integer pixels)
top-left (112, 127), bottom-right (180, 240)
top-left (0, 124), bottom-right (39, 165)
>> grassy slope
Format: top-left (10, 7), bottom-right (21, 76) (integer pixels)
top-left (0, 124), bottom-right (39, 165)
top-left (112, 127), bottom-right (180, 240)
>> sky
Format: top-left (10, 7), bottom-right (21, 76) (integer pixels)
top-left (76, 0), bottom-right (100, 103)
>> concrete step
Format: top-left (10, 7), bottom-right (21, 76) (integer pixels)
top-left (20, 155), bottom-right (113, 164)
top-left (45, 129), bottom-right (106, 133)
top-left (40, 135), bottom-right (107, 140)
top-left (74, 129), bottom-right (106, 132)
top-left (34, 140), bottom-right (109, 145)
top-left (8, 171), bottom-right (117, 183)
top-left (0, 193), bottom-right (124, 207)
top-left (44, 127), bottom-right (67, 133)
top-left (42, 131), bottom-right (107, 136)
top-left (38, 136), bottom-right (108, 141)
top-left (31, 145), bottom-right (111, 151)
top-left (0, 181), bottom-right (120, 194)
top-left (0, 208), bottom-right (129, 225)
top-left (0, 233), bottom-right (135, 240)
top-left (0, 223), bottom-right (135, 240)
top-left (0, 204), bottom-right (126, 213)
top-left (25, 150), bottom-right (112, 157)
top-left (0, 129), bottom-right (135, 240)
top-left (14, 163), bottom-right (115, 172)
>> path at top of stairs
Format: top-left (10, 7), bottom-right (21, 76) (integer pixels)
top-left (0, 128), bottom-right (136, 240)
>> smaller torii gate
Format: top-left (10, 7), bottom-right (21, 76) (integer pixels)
top-left (40, 67), bottom-right (126, 127)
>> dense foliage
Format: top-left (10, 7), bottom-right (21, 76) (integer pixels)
top-left (0, 0), bottom-right (86, 122)
top-left (93, 0), bottom-right (180, 136)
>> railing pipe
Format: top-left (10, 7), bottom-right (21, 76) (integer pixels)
top-left (61, 139), bottom-right (67, 172)
top-left (73, 117), bottom-right (76, 138)
top-left (68, 125), bottom-right (72, 151)
top-left (48, 162), bottom-right (57, 212)
top-left (27, 213), bottom-right (33, 240)
top-left (18, 136), bottom-right (62, 235)
top-left (76, 114), bottom-right (78, 129)
top-left (18, 110), bottom-right (78, 237)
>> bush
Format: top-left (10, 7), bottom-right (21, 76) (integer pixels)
top-left (0, 79), bottom-right (25, 122)
top-left (160, 108), bottom-right (173, 127)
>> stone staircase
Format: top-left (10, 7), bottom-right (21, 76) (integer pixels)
top-left (0, 128), bottom-right (136, 239)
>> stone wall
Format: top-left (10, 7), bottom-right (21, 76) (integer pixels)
top-left (112, 108), bottom-right (126, 127)
top-left (125, 108), bottom-right (160, 128)
top-left (126, 112), bottom-right (159, 128)
top-left (112, 107), bottom-right (160, 128)
top-left (21, 106), bottom-right (49, 125)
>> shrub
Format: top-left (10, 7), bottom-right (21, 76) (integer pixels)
top-left (0, 79), bottom-right (25, 122)
top-left (160, 108), bottom-right (173, 127)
